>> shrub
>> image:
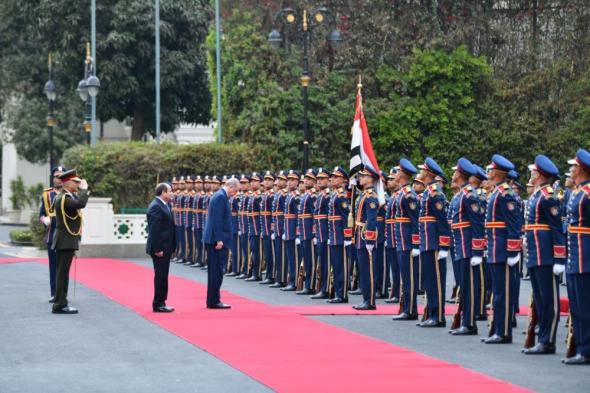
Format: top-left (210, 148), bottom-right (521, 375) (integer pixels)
top-left (29, 212), bottom-right (48, 249)
top-left (9, 229), bottom-right (33, 244)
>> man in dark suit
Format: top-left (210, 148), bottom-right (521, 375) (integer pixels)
top-left (52, 169), bottom-right (89, 314)
top-left (203, 178), bottom-right (239, 309)
top-left (146, 183), bottom-right (176, 313)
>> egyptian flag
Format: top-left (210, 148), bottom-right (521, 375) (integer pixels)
top-left (349, 88), bottom-right (386, 206)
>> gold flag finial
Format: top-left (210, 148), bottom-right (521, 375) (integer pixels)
top-left (357, 75), bottom-right (362, 91)
top-left (86, 42), bottom-right (91, 63)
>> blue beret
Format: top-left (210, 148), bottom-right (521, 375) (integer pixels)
top-left (473, 165), bottom-right (487, 181)
top-left (452, 157), bottom-right (476, 177)
top-left (419, 157), bottom-right (445, 178)
top-left (399, 158), bottom-right (417, 176)
top-left (491, 154), bottom-right (515, 172)
top-left (568, 148), bottom-right (590, 173)
top-left (531, 155), bottom-right (559, 178)
top-left (507, 170), bottom-right (519, 180)
top-left (287, 169), bottom-right (300, 180)
top-left (331, 166), bottom-right (349, 180)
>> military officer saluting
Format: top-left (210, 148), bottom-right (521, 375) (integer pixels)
top-left (562, 149), bottom-right (590, 365)
top-left (522, 155), bottom-right (565, 354)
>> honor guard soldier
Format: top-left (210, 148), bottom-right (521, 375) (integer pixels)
top-left (392, 159), bottom-right (421, 320)
top-left (174, 177), bottom-right (186, 262)
top-left (413, 174), bottom-right (427, 294)
top-left (198, 176), bottom-right (211, 268)
top-left (260, 171), bottom-right (276, 284)
top-left (384, 168), bottom-right (400, 303)
top-left (297, 169), bottom-right (318, 295)
top-left (39, 166), bottom-right (65, 302)
top-left (469, 165), bottom-right (489, 320)
top-left (417, 157), bottom-right (451, 327)
top-left (483, 154), bottom-right (522, 344)
top-left (281, 170), bottom-right (301, 291)
top-left (191, 176), bottom-right (205, 268)
top-left (183, 176), bottom-right (195, 265)
top-left (522, 155), bottom-right (565, 354)
top-left (270, 171), bottom-right (288, 288)
top-left (236, 175), bottom-right (251, 279)
top-left (246, 173), bottom-right (263, 281)
top-left (374, 171), bottom-right (388, 300)
top-left (448, 158), bottom-right (483, 336)
top-left (327, 167), bottom-right (352, 304)
top-left (169, 177), bottom-right (178, 261)
top-left (226, 175), bottom-right (241, 276)
top-left (312, 168), bottom-right (331, 299)
top-left (508, 169), bottom-right (525, 319)
top-left (562, 149), bottom-right (590, 365)
top-left (353, 167), bottom-right (380, 310)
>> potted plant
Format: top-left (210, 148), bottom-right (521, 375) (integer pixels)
top-left (7, 176), bottom-right (26, 223)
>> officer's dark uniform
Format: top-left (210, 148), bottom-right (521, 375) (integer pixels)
top-left (472, 165), bottom-right (490, 319)
top-left (260, 171), bottom-right (276, 284)
top-left (191, 177), bottom-right (205, 267)
top-left (313, 168), bottom-right (331, 298)
top-left (297, 169), bottom-right (317, 294)
top-left (247, 173), bottom-right (263, 281)
top-left (227, 176), bottom-right (240, 276)
top-left (375, 179), bottom-right (388, 299)
top-left (282, 170), bottom-right (300, 291)
top-left (237, 175), bottom-right (250, 278)
top-left (270, 171), bottom-right (288, 287)
top-left (52, 170), bottom-right (89, 314)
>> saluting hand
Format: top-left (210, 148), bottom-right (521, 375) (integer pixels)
top-left (79, 179), bottom-right (88, 190)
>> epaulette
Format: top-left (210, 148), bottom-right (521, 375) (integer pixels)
top-left (498, 183), bottom-right (512, 196)
top-left (403, 185), bottom-right (412, 194)
top-left (557, 189), bottom-right (565, 201)
top-left (540, 185), bottom-right (554, 198)
top-left (256, 190), bottom-right (262, 195)
top-left (44, 187), bottom-right (53, 192)
top-left (365, 188), bottom-right (375, 195)
top-left (582, 185), bottom-right (590, 195)
top-left (310, 188), bottom-right (316, 194)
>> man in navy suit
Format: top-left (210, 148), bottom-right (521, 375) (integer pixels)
top-left (146, 183), bottom-right (176, 313)
top-left (203, 178), bottom-right (239, 309)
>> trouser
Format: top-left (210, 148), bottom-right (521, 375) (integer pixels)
top-left (398, 250), bottom-right (418, 315)
top-left (567, 273), bottom-right (590, 357)
top-left (206, 245), bottom-right (227, 306)
top-left (239, 233), bottom-right (249, 274)
top-left (262, 236), bottom-right (274, 280)
top-left (422, 250), bottom-right (446, 323)
top-left (451, 251), bottom-right (461, 289)
top-left (301, 239), bottom-right (316, 290)
top-left (185, 227), bottom-right (193, 261)
top-left (275, 237), bottom-right (287, 283)
top-left (477, 263), bottom-right (487, 316)
top-left (47, 246), bottom-right (57, 296)
top-left (484, 260), bottom-right (492, 303)
top-left (194, 228), bottom-right (203, 264)
top-left (357, 246), bottom-right (375, 306)
top-left (175, 225), bottom-right (185, 258)
top-left (530, 265), bottom-right (560, 344)
top-left (249, 236), bottom-right (261, 278)
top-left (53, 249), bottom-right (75, 310)
top-left (230, 233), bottom-right (239, 273)
top-left (490, 263), bottom-right (516, 338)
top-left (151, 254), bottom-right (170, 308)
top-left (374, 243), bottom-right (386, 296)
top-left (460, 258), bottom-right (481, 328)
top-left (418, 251), bottom-right (425, 292)
top-left (285, 240), bottom-right (296, 286)
top-left (316, 242), bottom-right (329, 293)
top-left (331, 245), bottom-right (348, 300)
top-left (386, 247), bottom-right (400, 299)
top-left (512, 260), bottom-right (521, 314)
top-left (348, 246), bottom-right (358, 290)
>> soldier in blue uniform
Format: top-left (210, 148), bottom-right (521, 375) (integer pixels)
top-left (392, 159), bottom-right (421, 320)
top-left (281, 170), bottom-right (300, 291)
top-left (352, 168), bottom-right (380, 310)
top-left (270, 171), bottom-right (288, 288)
top-left (174, 177), bottom-right (187, 263)
top-left (521, 155), bottom-right (565, 354)
top-left (311, 168), bottom-right (331, 299)
top-left (191, 176), bottom-right (205, 268)
top-left (384, 168), bottom-right (400, 303)
top-left (260, 171), bottom-right (276, 285)
top-left (39, 166), bottom-right (65, 302)
top-left (562, 149), bottom-right (590, 365)
top-left (448, 158), bottom-right (483, 336)
top-left (327, 167), bottom-right (352, 304)
top-left (469, 165), bottom-right (489, 321)
top-left (482, 154), bottom-right (522, 344)
top-left (246, 173), bottom-right (263, 281)
top-left (183, 176), bottom-right (195, 265)
top-left (236, 175), bottom-right (250, 279)
top-left (413, 175), bottom-right (427, 294)
top-left (508, 169), bottom-right (525, 321)
top-left (226, 175), bottom-right (241, 276)
top-left (374, 171), bottom-right (388, 300)
top-left (297, 169), bottom-right (318, 295)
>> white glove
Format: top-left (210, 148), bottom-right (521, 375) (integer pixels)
top-left (79, 179), bottom-right (88, 190)
top-left (437, 250), bottom-right (448, 260)
top-left (313, 238), bottom-right (317, 245)
top-left (507, 253), bottom-right (520, 267)
top-left (271, 233), bottom-right (276, 240)
top-left (261, 233), bottom-right (264, 239)
top-left (344, 240), bottom-right (352, 247)
top-left (522, 237), bottom-right (527, 249)
top-left (295, 238), bottom-right (301, 245)
top-left (238, 231), bottom-right (242, 236)
top-left (327, 239), bottom-right (331, 246)
top-left (41, 216), bottom-right (51, 226)
top-left (470, 256), bottom-right (483, 266)
top-left (366, 244), bottom-right (374, 254)
top-left (384, 241), bottom-right (388, 248)
top-left (282, 234), bottom-right (285, 241)
top-left (412, 248), bottom-right (420, 257)
top-left (553, 264), bottom-right (565, 275)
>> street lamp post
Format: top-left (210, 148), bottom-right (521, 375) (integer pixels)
top-left (77, 43), bottom-right (100, 144)
top-left (269, 7), bottom-right (343, 171)
top-left (44, 54), bottom-right (57, 185)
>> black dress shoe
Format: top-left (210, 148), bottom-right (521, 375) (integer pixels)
top-left (522, 342), bottom-right (556, 355)
top-left (48, 297), bottom-right (56, 303)
top-left (385, 297), bottom-right (399, 304)
top-left (483, 334), bottom-right (512, 344)
top-left (475, 314), bottom-right (487, 321)
top-left (281, 284), bottom-right (297, 291)
top-left (207, 302), bottom-right (231, 309)
top-left (375, 292), bottom-right (388, 299)
top-left (417, 289), bottom-right (425, 295)
top-left (236, 274), bottom-right (248, 279)
top-left (245, 276), bottom-right (261, 282)
top-left (269, 282), bottom-right (286, 288)
top-left (225, 272), bottom-right (238, 277)
top-left (311, 292), bottom-right (328, 299)
top-left (392, 312), bottom-right (418, 321)
top-left (259, 278), bottom-right (274, 285)
top-left (562, 354), bottom-right (590, 365)
top-left (200, 266), bottom-right (208, 270)
top-left (353, 302), bottom-right (376, 311)
top-left (296, 288), bottom-right (314, 295)
top-left (349, 289), bottom-right (362, 295)
top-left (190, 263), bottom-right (202, 268)
top-left (446, 298), bottom-right (458, 304)
top-left (327, 297), bottom-right (348, 304)
top-left (450, 326), bottom-right (478, 336)
top-left (419, 319), bottom-right (446, 328)
top-left (184, 261), bottom-right (195, 266)
top-left (52, 306), bottom-right (78, 314)
top-left (153, 305), bottom-right (175, 313)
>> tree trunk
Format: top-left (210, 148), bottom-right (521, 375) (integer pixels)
top-left (131, 108), bottom-right (144, 140)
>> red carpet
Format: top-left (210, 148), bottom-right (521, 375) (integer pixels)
top-left (53, 257), bottom-right (529, 393)
top-left (0, 257), bottom-right (43, 264)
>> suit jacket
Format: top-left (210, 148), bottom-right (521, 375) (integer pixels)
top-left (146, 197), bottom-right (176, 257)
top-left (52, 189), bottom-right (89, 250)
top-left (203, 188), bottom-right (233, 249)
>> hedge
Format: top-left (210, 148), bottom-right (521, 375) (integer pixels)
top-left (62, 142), bottom-right (260, 211)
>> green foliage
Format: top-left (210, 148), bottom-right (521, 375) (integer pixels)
top-left (9, 229), bottom-right (33, 244)
top-left (29, 212), bottom-right (48, 249)
top-left (9, 177), bottom-right (26, 210)
top-left (62, 142), bottom-right (259, 210)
